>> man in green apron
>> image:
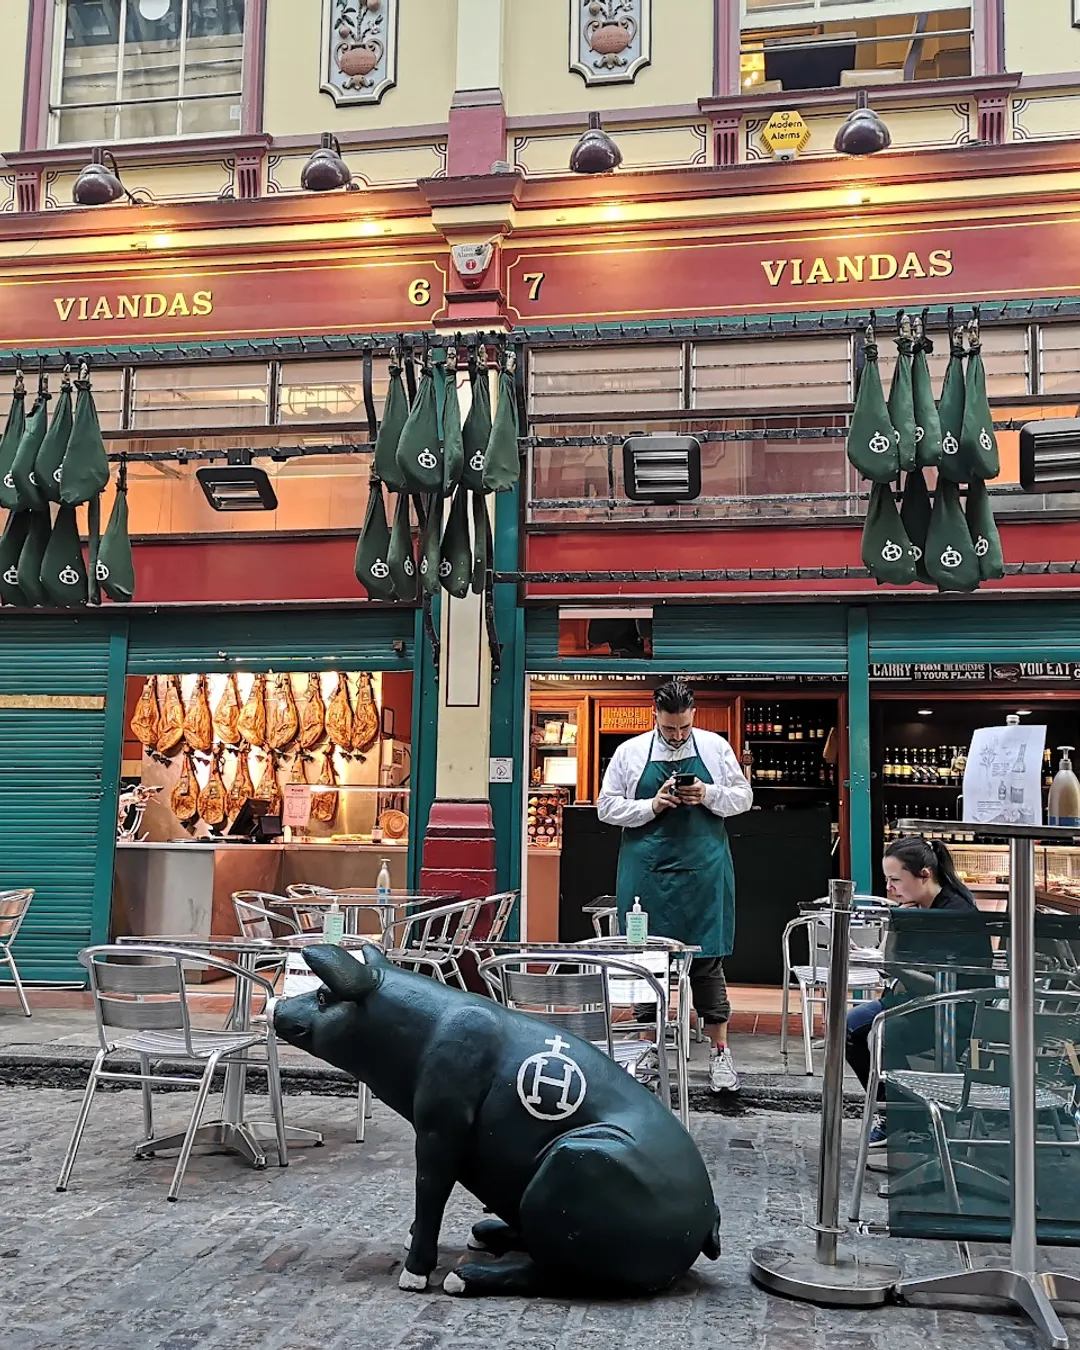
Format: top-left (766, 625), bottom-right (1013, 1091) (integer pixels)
top-left (598, 679), bottom-right (753, 1092)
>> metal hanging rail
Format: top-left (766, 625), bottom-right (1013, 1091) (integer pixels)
top-left (493, 561), bottom-right (1080, 585)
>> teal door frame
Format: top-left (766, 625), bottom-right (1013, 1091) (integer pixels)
top-left (490, 488), bottom-right (526, 936)
top-left (93, 626), bottom-right (130, 945)
top-left (846, 607), bottom-right (873, 894)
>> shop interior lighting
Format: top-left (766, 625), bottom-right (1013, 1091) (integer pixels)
top-left (196, 451), bottom-right (278, 512)
top-left (72, 149), bottom-right (147, 206)
top-left (1015, 709), bottom-right (1032, 716)
top-left (622, 435), bottom-right (702, 503)
top-left (1019, 418), bottom-right (1080, 493)
top-left (138, 0), bottom-right (171, 17)
top-left (917, 709), bottom-right (934, 716)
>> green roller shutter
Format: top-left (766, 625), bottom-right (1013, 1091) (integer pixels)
top-left (127, 609), bottom-right (415, 673)
top-left (0, 616), bottom-right (125, 984)
top-left (653, 604), bottom-right (849, 674)
top-left (524, 608), bottom-right (560, 670)
top-left (869, 601), bottom-right (1080, 664)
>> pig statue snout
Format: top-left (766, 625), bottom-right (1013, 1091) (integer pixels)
top-left (271, 990), bottom-right (318, 1052)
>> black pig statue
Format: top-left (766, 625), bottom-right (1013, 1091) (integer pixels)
top-left (272, 943), bottom-right (721, 1298)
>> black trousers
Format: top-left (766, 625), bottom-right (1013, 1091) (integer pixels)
top-left (634, 956), bottom-right (731, 1028)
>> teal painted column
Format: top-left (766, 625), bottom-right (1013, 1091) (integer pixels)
top-left (91, 623), bottom-right (129, 944)
top-left (408, 602), bottom-right (440, 891)
top-left (489, 485), bottom-right (524, 935)
top-left (846, 606), bottom-right (873, 893)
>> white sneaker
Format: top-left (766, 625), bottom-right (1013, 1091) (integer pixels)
top-left (708, 1047), bottom-right (740, 1094)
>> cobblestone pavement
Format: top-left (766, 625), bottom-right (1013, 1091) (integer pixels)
top-left (2, 1086), bottom-right (1078, 1350)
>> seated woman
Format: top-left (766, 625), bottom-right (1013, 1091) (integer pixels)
top-left (846, 835), bottom-right (992, 1147)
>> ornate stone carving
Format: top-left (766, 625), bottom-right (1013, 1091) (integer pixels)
top-left (569, 0), bottom-right (650, 87)
top-left (321, 0), bottom-right (397, 106)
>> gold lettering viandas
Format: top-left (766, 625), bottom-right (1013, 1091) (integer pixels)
top-left (759, 249), bottom-right (953, 288)
top-left (52, 290), bottom-right (215, 322)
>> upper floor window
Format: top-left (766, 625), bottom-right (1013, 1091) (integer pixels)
top-left (51, 0), bottom-right (245, 146)
top-left (740, 2), bottom-right (971, 93)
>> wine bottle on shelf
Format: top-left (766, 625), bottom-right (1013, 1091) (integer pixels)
top-left (773, 705), bottom-right (784, 738)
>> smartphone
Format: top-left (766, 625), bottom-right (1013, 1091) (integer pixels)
top-left (673, 773), bottom-right (695, 789)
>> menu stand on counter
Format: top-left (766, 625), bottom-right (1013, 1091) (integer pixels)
top-left (895, 819), bottom-right (1080, 1350)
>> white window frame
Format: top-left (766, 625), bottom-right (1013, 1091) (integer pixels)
top-left (741, 0), bottom-right (970, 27)
top-left (49, 0), bottom-right (245, 148)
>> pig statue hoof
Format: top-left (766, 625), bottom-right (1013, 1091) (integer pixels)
top-left (443, 1271), bottom-right (466, 1296)
top-left (398, 1268), bottom-right (429, 1293)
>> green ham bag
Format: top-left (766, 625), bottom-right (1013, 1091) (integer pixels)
top-left (15, 510), bottom-right (50, 605)
top-left (373, 356), bottom-right (408, 492)
top-left (395, 364), bottom-right (443, 496)
top-left (861, 482), bottom-right (917, 586)
top-left (0, 379), bottom-right (26, 512)
top-left (39, 503), bottom-right (88, 607)
top-left (461, 361), bottom-right (492, 492)
top-left (847, 333), bottom-right (899, 483)
top-left (960, 327), bottom-right (1000, 480)
top-left (888, 329), bottom-right (917, 474)
top-left (912, 324), bottom-right (943, 469)
top-left (96, 471), bottom-right (136, 603)
top-left (965, 477), bottom-right (1005, 582)
top-left (60, 372), bottom-right (111, 506)
top-left (441, 355), bottom-right (465, 497)
top-left (386, 491), bottom-right (418, 603)
top-left (354, 478), bottom-right (396, 600)
top-left (471, 489), bottom-right (488, 595)
top-left (0, 510), bottom-right (31, 605)
top-left (937, 327), bottom-right (968, 483)
top-left (418, 497), bottom-right (441, 596)
top-left (35, 377), bottom-right (73, 505)
top-left (483, 357), bottom-right (520, 493)
top-left (439, 485), bottom-right (472, 600)
top-left (900, 468), bottom-right (934, 585)
top-left (924, 477), bottom-right (980, 592)
top-left (10, 388), bottom-right (49, 511)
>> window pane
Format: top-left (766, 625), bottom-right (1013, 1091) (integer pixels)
top-left (123, 0), bottom-right (181, 105)
top-left (180, 94), bottom-right (242, 135)
top-left (280, 359), bottom-right (390, 424)
top-left (692, 336), bottom-right (851, 408)
top-left (87, 369), bottom-right (125, 432)
top-left (529, 346), bottom-right (683, 417)
top-left (924, 327), bottom-right (1029, 399)
top-left (61, 0), bottom-right (121, 112)
top-left (1039, 326), bottom-right (1080, 396)
top-left (131, 363), bottom-right (269, 429)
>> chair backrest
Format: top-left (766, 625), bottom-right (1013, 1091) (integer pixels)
top-left (477, 891), bottom-right (518, 945)
top-left (232, 892), bottom-right (301, 941)
top-left (582, 899), bottom-right (618, 939)
top-left (0, 889), bottom-right (33, 944)
top-left (501, 966), bottom-right (613, 1053)
top-left (81, 946), bottom-right (192, 1054)
top-left (967, 995), bottom-right (1080, 1093)
top-left (397, 898), bottom-right (482, 957)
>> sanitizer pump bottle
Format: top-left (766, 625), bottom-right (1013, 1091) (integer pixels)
top-left (1049, 747), bottom-right (1080, 827)
top-left (626, 896), bottom-right (649, 945)
top-left (322, 899), bottom-right (344, 945)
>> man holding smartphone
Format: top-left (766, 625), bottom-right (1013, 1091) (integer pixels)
top-left (598, 678), bottom-right (753, 1092)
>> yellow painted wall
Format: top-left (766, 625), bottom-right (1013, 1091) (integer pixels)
top-left (0, 4), bottom-right (29, 153)
top-left (1005, 0), bottom-right (1080, 76)
top-left (504, 0), bottom-right (713, 117)
top-left (263, 0), bottom-right (458, 137)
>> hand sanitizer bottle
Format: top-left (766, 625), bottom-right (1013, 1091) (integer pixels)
top-left (626, 896), bottom-right (648, 945)
top-left (1049, 747), bottom-right (1080, 827)
top-left (376, 859), bottom-right (392, 897)
top-left (322, 899), bottom-right (344, 946)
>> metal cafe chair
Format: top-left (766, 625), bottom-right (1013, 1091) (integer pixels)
top-left (849, 985), bottom-right (1080, 1220)
top-left (383, 897), bottom-right (483, 989)
top-left (781, 898), bottom-right (887, 1075)
top-left (56, 944), bottom-right (288, 1202)
top-left (461, 890), bottom-right (519, 966)
top-left (478, 949), bottom-right (673, 1116)
top-left (229, 893), bottom-right (304, 1028)
top-left (0, 889), bottom-right (34, 1017)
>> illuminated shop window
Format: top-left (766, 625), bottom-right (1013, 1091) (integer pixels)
top-left (529, 346), bottom-right (684, 418)
top-left (131, 363), bottom-right (268, 429)
top-left (693, 336), bottom-right (852, 409)
top-left (740, 3), bottom-right (971, 92)
top-left (51, 0), bottom-right (245, 146)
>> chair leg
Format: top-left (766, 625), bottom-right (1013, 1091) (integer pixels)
top-left (56, 1049), bottom-right (107, 1192)
top-left (926, 1100), bottom-right (961, 1213)
top-left (5, 950), bottom-right (31, 1017)
top-left (799, 983), bottom-right (814, 1076)
top-left (356, 1082), bottom-right (369, 1144)
top-left (167, 1052), bottom-right (221, 1202)
top-left (139, 1053), bottom-right (153, 1141)
top-left (263, 1033), bottom-right (289, 1169)
top-left (780, 976), bottom-right (790, 1063)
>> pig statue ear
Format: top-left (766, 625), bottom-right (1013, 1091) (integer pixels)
top-left (301, 943), bottom-right (384, 1002)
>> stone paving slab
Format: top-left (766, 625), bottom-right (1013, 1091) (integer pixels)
top-left (0, 1087), bottom-right (1074, 1350)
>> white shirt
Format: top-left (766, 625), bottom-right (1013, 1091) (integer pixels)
top-left (597, 728), bottom-right (753, 831)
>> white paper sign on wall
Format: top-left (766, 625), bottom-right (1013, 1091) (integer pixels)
top-left (283, 783), bottom-right (312, 828)
top-left (489, 757), bottom-right (514, 784)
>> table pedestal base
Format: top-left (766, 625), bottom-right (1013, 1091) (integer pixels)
top-left (134, 1120), bottom-right (322, 1168)
top-left (750, 1240), bottom-right (902, 1307)
top-left (899, 1266), bottom-right (1080, 1350)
